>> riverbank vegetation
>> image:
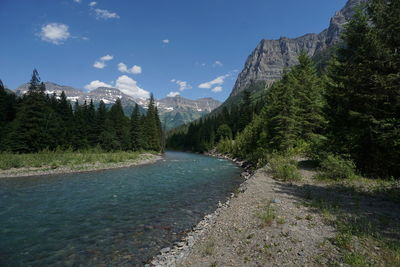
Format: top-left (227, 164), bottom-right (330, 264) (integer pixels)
top-left (167, 0), bottom-right (399, 180)
top-left (0, 149), bottom-right (159, 170)
top-left (0, 70), bottom-right (163, 167)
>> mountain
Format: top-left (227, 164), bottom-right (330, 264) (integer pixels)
top-left (229, 0), bottom-right (366, 98)
top-left (156, 96), bottom-right (221, 130)
top-left (14, 82), bottom-right (221, 129)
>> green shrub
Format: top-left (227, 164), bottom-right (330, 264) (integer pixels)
top-left (269, 154), bottom-right (302, 181)
top-left (317, 154), bottom-right (357, 180)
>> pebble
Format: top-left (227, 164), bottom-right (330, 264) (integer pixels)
top-left (272, 198), bottom-right (282, 204)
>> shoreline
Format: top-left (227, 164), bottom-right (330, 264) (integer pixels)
top-left (0, 153), bottom-right (163, 179)
top-left (147, 151), bottom-right (253, 266)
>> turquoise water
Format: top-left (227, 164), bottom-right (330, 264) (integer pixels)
top-left (0, 152), bottom-right (242, 266)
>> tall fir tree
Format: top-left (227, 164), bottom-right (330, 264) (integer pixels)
top-left (130, 104), bottom-right (143, 151)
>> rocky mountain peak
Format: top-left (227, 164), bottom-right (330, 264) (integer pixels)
top-left (229, 0), bottom-right (366, 97)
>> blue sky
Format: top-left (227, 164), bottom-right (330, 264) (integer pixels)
top-left (0, 0), bottom-right (347, 101)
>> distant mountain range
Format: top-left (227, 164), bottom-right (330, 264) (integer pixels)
top-left (14, 82), bottom-right (221, 130)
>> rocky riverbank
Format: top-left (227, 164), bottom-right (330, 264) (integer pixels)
top-left (147, 152), bottom-right (253, 266)
top-left (149, 156), bottom-right (400, 266)
top-left (0, 153), bottom-right (162, 178)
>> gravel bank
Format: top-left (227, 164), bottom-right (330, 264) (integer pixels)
top-left (149, 166), bottom-right (341, 266)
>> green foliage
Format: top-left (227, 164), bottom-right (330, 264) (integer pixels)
top-left (268, 154), bottom-right (302, 181)
top-left (325, 1), bottom-right (400, 178)
top-left (0, 149), bottom-right (146, 170)
top-left (216, 124), bottom-right (232, 141)
top-left (169, 0), bottom-right (399, 180)
top-left (317, 154), bottom-right (357, 180)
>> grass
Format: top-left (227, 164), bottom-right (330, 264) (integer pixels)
top-left (0, 149), bottom-right (157, 171)
top-left (204, 240), bottom-right (215, 255)
top-left (303, 193), bottom-right (400, 266)
top-left (258, 201), bottom-right (276, 227)
top-left (268, 154), bottom-right (302, 181)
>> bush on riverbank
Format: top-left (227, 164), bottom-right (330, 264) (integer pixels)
top-left (268, 154), bottom-right (302, 181)
top-left (0, 148), bottom-right (156, 170)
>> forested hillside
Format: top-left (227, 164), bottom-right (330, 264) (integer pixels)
top-left (0, 70), bottom-right (163, 153)
top-left (167, 0), bottom-right (399, 179)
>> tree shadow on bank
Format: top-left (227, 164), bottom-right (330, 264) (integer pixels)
top-left (273, 175), bottom-right (400, 253)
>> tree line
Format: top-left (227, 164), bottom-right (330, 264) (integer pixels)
top-left (167, 0), bottom-right (399, 179)
top-left (0, 70), bottom-right (163, 153)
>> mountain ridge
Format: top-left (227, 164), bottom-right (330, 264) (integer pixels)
top-left (14, 82), bottom-right (221, 129)
top-left (229, 0), bottom-right (366, 97)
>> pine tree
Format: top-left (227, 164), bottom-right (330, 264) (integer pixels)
top-left (8, 70), bottom-right (52, 152)
top-left (108, 98), bottom-right (130, 150)
top-left (143, 94), bottom-right (161, 151)
top-left (130, 104), bottom-right (143, 151)
top-left (326, 3), bottom-right (400, 177)
top-left (238, 90), bottom-right (253, 133)
top-left (263, 77), bottom-right (300, 151)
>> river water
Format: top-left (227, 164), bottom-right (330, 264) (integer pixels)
top-left (0, 152), bottom-right (242, 266)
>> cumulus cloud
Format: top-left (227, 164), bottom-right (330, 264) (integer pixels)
top-left (116, 75), bottom-right (150, 99)
top-left (85, 75), bottom-right (150, 99)
top-left (94, 8), bottom-right (120, 19)
top-left (84, 80), bottom-right (112, 91)
top-left (162, 39), bottom-right (170, 44)
top-left (93, 61), bottom-right (105, 69)
top-left (100, 55), bottom-right (113, 61)
top-left (118, 62), bottom-right (142, 74)
top-left (89, 1), bottom-right (97, 6)
top-left (93, 54), bottom-right (113, 69)
top-left (198, 74), bottom-right (229, 89)
top-left (39, 23), bottom-right (71, 45)
top-left (213, 61), bottom-right (223, 67)
top-left (167, 91), bottom-right (180, 97)
top-left (171, 79), bottom-right (191, 91)
top-left (212, 86), bottom-right (223, 93)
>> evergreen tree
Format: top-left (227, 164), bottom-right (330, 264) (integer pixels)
top-left (326, 3), bottom-right (400, 177)
top-left (238, 90), bottom-right (253, 133)
top-left (109, 98), bottom-right (130, 150)
top-left (7, 70), bottom-right (52, 152)
top-left (144, 94), bottom-right (161, 151)
top-left (130, 104), bottom-right (143, 151)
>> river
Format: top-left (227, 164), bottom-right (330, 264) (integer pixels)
top-left (0, 151), bottom-right (242, 266)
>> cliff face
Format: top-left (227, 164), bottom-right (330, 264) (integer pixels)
top-left (230, 0), bottom-right (366, 97)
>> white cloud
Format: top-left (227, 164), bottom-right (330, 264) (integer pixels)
top-left (93, 54), bottom-right (113, 69)
top-left (94, 8), bottom-right (120, 19)
top-left (84, 80), bottom-right (112, 91)
top-left (100, 54), bottom-right (113, 61)
top-left (213, 61), bottom-right (223, 67)
top-left (115, 75), bottom-right (150, 99)
top-left (73, 0), bottom-right (81, 3)
top-left (198, 74), bottom-right (229, 89)
top-left (212, 86), bottom-right (223, 93)
top-left (167, 91), bottom-right (180, 97)
top-left (93, 61), bottom-right (106, 69)
top-left (89, 1), bottom-right (97, 6)
top-left (171, 79), bottom-right (191, 91)
top-left (39, 23), bottom-right (71, 45)
top-left (162, 39), bottom-right (170, 44)
top-left (85, 75), bottom-right (150, 99)
top-left (118, 62), bottom-right (142, 74)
